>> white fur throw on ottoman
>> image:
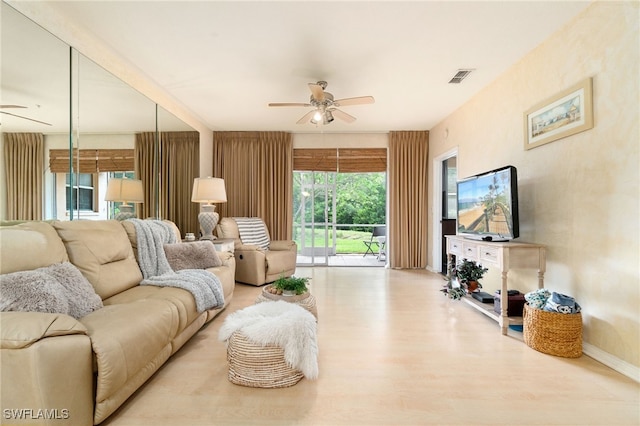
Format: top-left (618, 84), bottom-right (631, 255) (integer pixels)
top-left (218, 300), bottom-right (318, 380)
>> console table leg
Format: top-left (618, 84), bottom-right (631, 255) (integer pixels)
top-left (501, 270), bottom-right (509, 335)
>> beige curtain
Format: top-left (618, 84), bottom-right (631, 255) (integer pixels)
top-left (388, 131), bottom-right (429, 268)
top-left (212, 131), bottom-right (293, 240)
top-left (3, 133), bottom-right (44, 220)
top-left (160, 131), bottom-right (200, 235)
top-left (135, 132), bottom-right (158, 219)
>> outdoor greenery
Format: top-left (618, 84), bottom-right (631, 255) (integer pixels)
top-left (293, 172), bottom-right (386, 232)
top-left (293, 172), bottom-right (386, 254)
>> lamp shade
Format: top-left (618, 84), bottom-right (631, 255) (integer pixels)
top-left (191, 177), bottom-right (227, 204)
top-left (105, 178), bottom-right (144, 203)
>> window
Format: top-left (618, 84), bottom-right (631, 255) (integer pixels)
top-left (66, 173), bottom-right (97, 211)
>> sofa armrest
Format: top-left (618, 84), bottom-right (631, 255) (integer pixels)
top-left (1, 312), bottom-right (94, 425)
top-left (1, 312), bottom-right (87, 349)
top-left (269, 240), bottom-right (296, 251)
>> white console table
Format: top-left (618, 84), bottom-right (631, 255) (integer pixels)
top-left (445, 235), bottom-right (546, 335)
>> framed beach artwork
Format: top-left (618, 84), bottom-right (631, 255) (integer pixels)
top-left (524, 77), bottom-right (593, 150)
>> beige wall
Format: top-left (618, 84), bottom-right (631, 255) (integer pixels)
top-left (428, 1), bottom-right (639, 376)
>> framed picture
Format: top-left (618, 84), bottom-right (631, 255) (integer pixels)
top-left (524, 77), bottom-right (593, 150)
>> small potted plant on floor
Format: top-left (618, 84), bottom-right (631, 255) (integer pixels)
top-left (268, 275), bottom-right (310, 296)
top-left (442, 258), bottom-right (488, 300)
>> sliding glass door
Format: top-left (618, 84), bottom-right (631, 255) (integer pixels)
top-left (293, 171), bottom-right (337, 266)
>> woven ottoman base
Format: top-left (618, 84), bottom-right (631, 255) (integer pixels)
top-left (256, 285), bottom-right (318, 319)
top-left (226, 331), bottom-right (304, 388)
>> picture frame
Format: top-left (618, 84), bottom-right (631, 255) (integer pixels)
top-left (524, 77), bottom-right (593, 150)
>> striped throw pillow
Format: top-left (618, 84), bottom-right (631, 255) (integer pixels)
top-left (234, 218), bottom-right (270, 250)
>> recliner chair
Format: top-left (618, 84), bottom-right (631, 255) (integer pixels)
top-left (216, 217), bottom-right (297, 286)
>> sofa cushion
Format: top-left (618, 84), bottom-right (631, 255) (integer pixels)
top-left (0, 262), bottom-right (103, 319)
top-left (52, 220), bottom-right (143, 300)
top-left (164, 241), bottom-right (222, 271)
top-left (80, 299), bottom-right (178, 405)
top-left (0, 222), bottom-right (68, 274)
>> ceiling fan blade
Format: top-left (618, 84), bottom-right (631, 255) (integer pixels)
top-left (268, 102), bottom-right (312, 107)
top-left (0, 111), bottom-right (52, 126)
top-left (296, 110), bottom-right (316, 124)
top-left (0, 105), bottom-right (27, 109)
top-left (333, 96), bottom-right (375, 106)
top-left (308, 83), bottom-right (325, 101)
top-left (330, 108), bottom-right (357, 123)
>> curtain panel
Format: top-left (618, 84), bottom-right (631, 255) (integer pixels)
top-left (388, 131), bottom-right (429, 269)
top-left (135, 132), bottom-right (158, 219)
top-left (3, 133), bottom-right (44, 220)
top-left (212, 131), bottom-right (293, 240)
top-left (160, 131), bottom-right (200, 236)
top-left (135, 131), bottom-right (199, 235)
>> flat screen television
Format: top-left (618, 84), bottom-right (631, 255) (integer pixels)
top-left (456, 165), bottom-right (519, 241)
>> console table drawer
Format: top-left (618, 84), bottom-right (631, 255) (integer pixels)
top-left (462, 242), bottom-right (479, 260)
top-left (479, 246), bottom-right (500, 266)
top-left (449, 239), bottom-right (464, 256)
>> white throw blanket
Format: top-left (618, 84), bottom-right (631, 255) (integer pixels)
top-left (218, 300), bottom-right (318, 379)
top-left (128, 219), bottom-right (224, 312)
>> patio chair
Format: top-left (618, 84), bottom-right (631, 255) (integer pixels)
top-left (363, 226), bottom-right (386, 260)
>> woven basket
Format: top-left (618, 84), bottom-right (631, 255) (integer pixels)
top-left (226, 331), bottom-right (303, 388)
top-left (523, 303), bottom-right (583, 358)
top-left (255, 285), bottom-right (318, 319)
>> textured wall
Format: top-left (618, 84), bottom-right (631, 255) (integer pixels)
top-left (428, 1), bottom-right (639, 372)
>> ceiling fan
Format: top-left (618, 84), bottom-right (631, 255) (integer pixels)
top-left (268, 81), bottom-right (374, 125)
top-left (0, 104), bottom-right (52, 126)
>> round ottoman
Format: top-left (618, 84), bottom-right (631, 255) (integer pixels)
top-left (218, 300), bottom-right (319, 388)
top-left (226, 331), bottom-right (304, 388)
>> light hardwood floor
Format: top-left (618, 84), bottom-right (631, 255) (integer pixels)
top-left (103, 268), bottom-right (639, 426)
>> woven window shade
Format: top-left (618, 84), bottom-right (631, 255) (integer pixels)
top-left (338, 148), bottom-right (387, 172)
top-left (293, 148), bottom-right (386, 172)
top-left (293, 149), bottom-right (337, 171)
top-left (49, 149), bottom-right (135, 173)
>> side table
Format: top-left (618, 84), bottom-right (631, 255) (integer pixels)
top-left (212, 238), bottom-right (235, 253)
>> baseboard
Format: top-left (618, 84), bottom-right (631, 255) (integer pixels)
top-left (582, 342), bottom-right (640, 383)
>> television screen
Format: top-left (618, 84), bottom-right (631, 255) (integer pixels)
top-left (456, 165), bottom-right (519, 241)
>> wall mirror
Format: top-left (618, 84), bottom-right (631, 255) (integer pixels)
top-left (1, 2), bottom-right (198, 222)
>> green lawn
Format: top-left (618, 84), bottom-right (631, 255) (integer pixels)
top-left (294, 228), bottom-right (377, 254)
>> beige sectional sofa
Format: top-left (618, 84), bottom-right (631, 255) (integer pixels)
top-left (0, 219), bottom-right (235, 425)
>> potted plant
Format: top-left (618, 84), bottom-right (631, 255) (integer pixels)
top-left (268, 275), bottom-right (310, 296)
top-left (442, 258), bottom-right (488, 299)
top-left (455, 258), bottom-right (488, 292)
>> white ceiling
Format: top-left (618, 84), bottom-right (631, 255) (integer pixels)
top-left (5, 1), bottom-right (591, 134)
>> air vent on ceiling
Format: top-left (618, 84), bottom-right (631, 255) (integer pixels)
top-left (448, 69), bottom-right (475, 84)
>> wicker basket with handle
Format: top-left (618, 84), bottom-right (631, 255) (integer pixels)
top-left (523, 303), bottom-right (583, 358)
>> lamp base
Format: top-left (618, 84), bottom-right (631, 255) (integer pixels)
top-left (198, 204), bottom-right (219, 240)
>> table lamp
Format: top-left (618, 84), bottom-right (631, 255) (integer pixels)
top-left (105, 178), bottom-right (144, 220)
top-left (191, 177), bottom-right (227, 240)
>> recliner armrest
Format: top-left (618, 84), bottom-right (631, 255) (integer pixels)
top-left (236, 244), bottom-right (265, 252)
top-left (269, 240), bottom-right (296, 251)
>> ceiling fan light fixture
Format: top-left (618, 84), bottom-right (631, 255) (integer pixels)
top-left (312, 110), bottom-right (323, 122)
top-left (324, 110), bottom-right (334, 124)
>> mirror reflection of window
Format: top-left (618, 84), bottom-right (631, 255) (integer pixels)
top-left (65, 173), bottom-right (97, 212)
